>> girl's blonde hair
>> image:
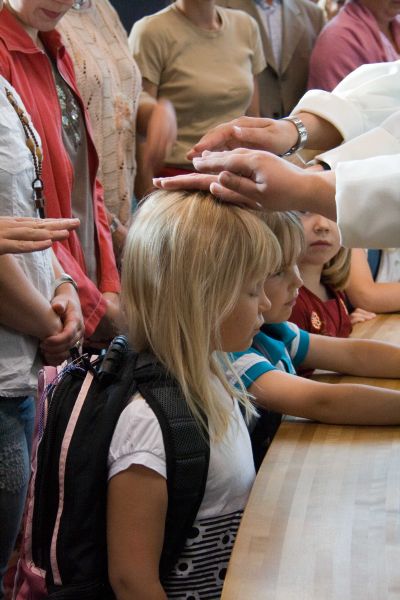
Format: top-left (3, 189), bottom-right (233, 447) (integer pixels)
top-left (320, 246), bottom-right (351, 291)
top-left (122, 190), bottom-right (281, 439)
top-left (259, 210), bottom-right (305, 268)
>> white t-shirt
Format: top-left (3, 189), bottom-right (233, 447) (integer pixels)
top-left (374, 248), bottom-right (400, 282)
top-left (0, 75), bottom-right (53, 396)
top-left (108, 379), bottom-right (255, 599)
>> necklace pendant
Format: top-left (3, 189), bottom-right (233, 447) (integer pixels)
top-left (32, 177), bottom-right (44, 193)
top-left (32, 178), bottom-right (46, 218)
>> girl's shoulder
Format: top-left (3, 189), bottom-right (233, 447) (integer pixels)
top-left (108, 394), bottom-right (166, 481)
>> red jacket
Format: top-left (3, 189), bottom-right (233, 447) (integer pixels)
top-left (0, 8), bottom-right (120, 337)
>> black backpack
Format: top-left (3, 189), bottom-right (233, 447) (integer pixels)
top-left (14, 336), bottom-right (210, 600)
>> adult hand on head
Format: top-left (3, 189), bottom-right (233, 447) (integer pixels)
top-left (0, 216), bottom-right (80, 255)
top-left (156, 148), bottom-right (303, 209)
top-left (186, 117), bottom-right (298, 159)
top-left (190, 148), bottom-right (317, 209)
top-left (155, 148), bottom-right (337, 219)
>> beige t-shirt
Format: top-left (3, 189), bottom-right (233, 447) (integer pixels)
top-left (59, 0), bottom-right (141, 224)
top-left (129, 4), bottom-right (265, 167)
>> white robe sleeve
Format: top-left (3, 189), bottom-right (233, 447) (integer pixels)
top-left (336, 154), bottom-right (400, 249)
top-left (293, 60), bottom-right (400, 142)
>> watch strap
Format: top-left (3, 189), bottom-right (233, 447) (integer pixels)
top-left (280, 116), bottom-right (308, 157)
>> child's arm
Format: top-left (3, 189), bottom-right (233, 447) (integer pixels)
top-left (301, 333), bottom-right (400, 379)
top-left (249, 369), bottom-right (400, 425)
top-left (346, 248), bottom-right (400, 313)
top-left (107, 465), bottom-right (168, 600)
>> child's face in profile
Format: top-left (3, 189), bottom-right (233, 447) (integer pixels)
top-left (219, 277), bottom-right (270, 352)
top-left (263, 262), bottom-right (303, 324)
top-left (299, 212), bottom-right (341, 267)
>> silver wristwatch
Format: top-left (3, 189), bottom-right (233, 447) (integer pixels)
top-left (280, 116), bottom-right (308, 156)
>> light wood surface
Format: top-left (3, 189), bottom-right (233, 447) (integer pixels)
top-left (222, 422), bottom-right (400, 600)
top-left (222, 314), bottom-right (400, 600)
top-left (314, 313), bottom-right (400, 389)
top-left (351, 312), bottom-right (400, 344)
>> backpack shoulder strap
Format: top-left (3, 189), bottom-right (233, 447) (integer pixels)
top-left (133, 356), bottom-right (210, 581)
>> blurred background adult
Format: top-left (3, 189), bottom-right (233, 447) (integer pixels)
top-left (58, 0), bottom-right (141, 260)
top-left (308, 0), bottom-right (400, 91)
top-left (217, 0), bottom-right (325, 118)
top-left (0, 0), bottom-right (120, 348)
top-left (129, 0), bottom-right (265, 193)
top-left (60, 0), bottom-right (177, 214)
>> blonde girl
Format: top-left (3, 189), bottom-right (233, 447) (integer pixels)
top-left (107, 189), bottom-right (280, 599)
top-left (231, 210), bottom-right (400, 468)
top-left (290, 212), bottom-right (374, 338)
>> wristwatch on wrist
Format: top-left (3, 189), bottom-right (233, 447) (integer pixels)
top-left (52, 273), bottom-right (78, 296)
top-left (280, 116), bottom-right (308, 157)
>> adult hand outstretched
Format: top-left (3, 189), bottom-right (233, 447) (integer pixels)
top-left (0, 216), bottom-right (80, 255)
top-left (186, 117), bottom-right (297, 159)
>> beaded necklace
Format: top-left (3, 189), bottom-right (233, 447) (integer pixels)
top-left (5, 87), bottom-right (45, 218)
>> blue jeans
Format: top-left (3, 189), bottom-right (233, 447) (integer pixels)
top-left (0, 396), bottom-right (35, 599)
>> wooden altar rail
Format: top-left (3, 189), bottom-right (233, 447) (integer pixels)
top-left (222, 314), bottom-right (400, 599)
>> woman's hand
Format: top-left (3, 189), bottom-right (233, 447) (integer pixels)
top-left (0, 216), bottom-right (80, 255)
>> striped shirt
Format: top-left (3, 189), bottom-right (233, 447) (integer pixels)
top-left (231, 321), bottom-right (310, 386)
